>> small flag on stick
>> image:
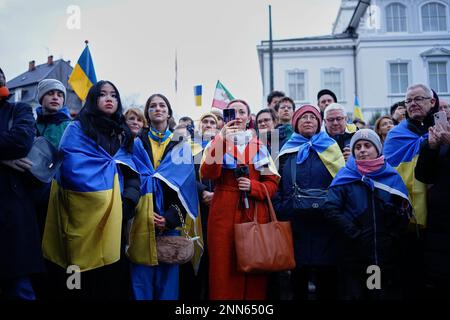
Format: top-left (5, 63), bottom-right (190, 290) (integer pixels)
top-left (211, 80), bottom-right (234, 110)
top-left (194, 85), bottom-right (202, 107)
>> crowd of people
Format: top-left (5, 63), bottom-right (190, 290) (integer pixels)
top-left (1, 65), bottom-right (450, 300)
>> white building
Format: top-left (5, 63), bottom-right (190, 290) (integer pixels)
top-left (257, 0), bottom-right (450, 123)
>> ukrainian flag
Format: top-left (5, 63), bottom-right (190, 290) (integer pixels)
top-left (353, 95), bottom-right (364, 122)
top-left (42, 121), bottom-right (137, 271)
top-left (68, 44), bottom-right (97, 101)
top-left (194, 85), bottom-right (202, 107)
top-left (130, 138), bottom-right (201, 268)
top-left (384, 121), bottom-right (428, 226)
top-left (277, 131), bottom-right (345, 177)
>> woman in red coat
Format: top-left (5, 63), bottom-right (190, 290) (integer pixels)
top-left (200, 99), bottom-right (279, 300)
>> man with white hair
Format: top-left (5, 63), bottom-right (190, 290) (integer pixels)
top-left (323, 103), bottom-right (355, 161)
top-left (384, 83), bottom-right (439, 299)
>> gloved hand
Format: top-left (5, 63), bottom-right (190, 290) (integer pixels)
top-left (1, 157), bottom-right (33, 172)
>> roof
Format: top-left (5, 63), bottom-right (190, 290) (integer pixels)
top-left (259, 32), bottom-right (354, 45)
top-left (6, 59), bottom-right (69, 89)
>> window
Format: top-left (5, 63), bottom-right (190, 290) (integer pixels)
top-left (386, 3), bottom-right (407, 32)
top-left (389, 62), bottom-right (409, 94)
top-left (287, 71), bottom-right (306, 101)
top-left (429, 61), bottom-right (448, 93)
top-left (322, 70), bottom-right (343, 101)
top-left (422, 2), bottom-right (447, 31)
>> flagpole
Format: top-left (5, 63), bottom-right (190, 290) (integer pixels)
top-left (269, 5), bottom-right (274, 92)
top-left (174, 48), bottom-right (179, 121)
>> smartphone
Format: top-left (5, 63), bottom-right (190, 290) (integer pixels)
top-left (434, 111), bottom-right (448, 126)
top-left (223, 108), bottom-right (236, 123)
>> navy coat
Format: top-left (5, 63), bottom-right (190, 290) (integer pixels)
top-left (273, 150), bottom-right (342, 266)
top-left (0, 99), bottom-right (44, 278)
top-left (324, 182), bottom-right (410, 267)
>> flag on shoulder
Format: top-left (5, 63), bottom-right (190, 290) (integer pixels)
top-left (68, 42), bottom-right (97, 101)
top-left (353, 95), bottom-right (364, 122)
top-left (211, 80), bottom-right (234, 110)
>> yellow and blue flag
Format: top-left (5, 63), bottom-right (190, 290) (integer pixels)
top-left (353, 95), bottom-right (364, 122)
top-left (384, 121), bottom-right (428, 226)
top-left (42, 121), bottom-right (137, 271)
top-left (277, 131), bottom-right (345, 177)
top-left (68, 44), bottom-right (97, 101)
top-left (130, 138), bottom-right (201, 268)
top-left (194, 85), bottom-right (202, 107)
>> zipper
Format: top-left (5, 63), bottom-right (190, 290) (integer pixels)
top-left (371, 192), bottom-right (379, 266)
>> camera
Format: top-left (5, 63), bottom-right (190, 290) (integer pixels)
top-left (233, 165), bottom-right (249, 178)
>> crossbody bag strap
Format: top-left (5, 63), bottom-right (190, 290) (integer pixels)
top-left (290, 156), bottom-right (297, 189)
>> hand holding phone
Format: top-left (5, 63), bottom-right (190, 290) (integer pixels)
top-left (434, 111), bottom-right (448, 126)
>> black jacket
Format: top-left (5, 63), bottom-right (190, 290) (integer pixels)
top-left (0, 99), bottom-right (44, 278)
top-left (324, 182), bottom-right (410, 267)
top-left (415, 140), bottom-right (450, 279)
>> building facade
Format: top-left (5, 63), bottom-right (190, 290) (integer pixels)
top-left (257, 0), bottom-right (450, 122)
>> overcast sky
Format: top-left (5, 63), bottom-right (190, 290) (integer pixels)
top-left (0, 0), bottom-right (341, 120)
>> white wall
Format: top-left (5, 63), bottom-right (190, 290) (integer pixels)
top-left (262, 48), bottom-right (355, 112)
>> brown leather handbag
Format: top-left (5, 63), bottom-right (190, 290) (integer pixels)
top-left (234, 184), bottom-right (296, 273)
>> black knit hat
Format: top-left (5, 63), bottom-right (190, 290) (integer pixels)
top-left (317, 89), bottom-right (337, 103)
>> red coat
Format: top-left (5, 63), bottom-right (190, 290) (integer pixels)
top-left (201, 134), bottom-right (279, 300)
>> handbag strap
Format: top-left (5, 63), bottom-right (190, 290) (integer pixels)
top-left (290, 156), bottom-right (297, 189)
top-left (170, 204), bottom-right (190, 238)
top-left (253, 183), bottom-right (278, 223)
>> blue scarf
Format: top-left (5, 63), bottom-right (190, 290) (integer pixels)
top-left (279, 131), bottom-right (337, 164)
top-left (148, 126), bottom-right (172, 144)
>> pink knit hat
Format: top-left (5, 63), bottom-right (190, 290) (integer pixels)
top-left (292, 104), bottom-right (322, 133)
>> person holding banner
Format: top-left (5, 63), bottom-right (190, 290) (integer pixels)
top-left (201, 99), bottom-right (279, 300)
top-left (42, 80), bottom-right (140, 299)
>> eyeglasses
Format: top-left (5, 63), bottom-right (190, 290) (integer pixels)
top-left (325, 116), bottom-right (345, 123)
top-left (405, 96), bottom-right (432, 105)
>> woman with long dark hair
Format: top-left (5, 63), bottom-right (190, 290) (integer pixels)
top-left (43, 80), bottom-right (140, 299)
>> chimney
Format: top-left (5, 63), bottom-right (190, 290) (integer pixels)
top-left (47, 55), bottom-right (54, 65)
top-left (28, 60), bottom-right (36, 71)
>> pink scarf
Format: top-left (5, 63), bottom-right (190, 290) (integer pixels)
top-left (356, 156), bottom-right (385, 175)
